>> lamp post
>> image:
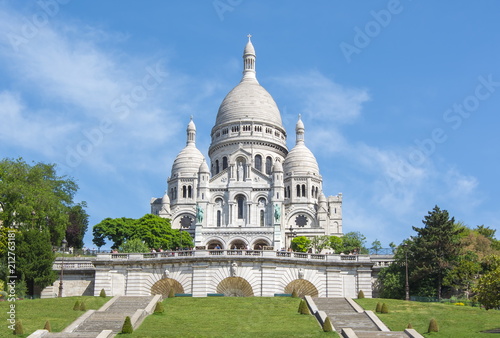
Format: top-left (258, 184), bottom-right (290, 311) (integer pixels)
top-left (58, 238), bottom-right (68, 298)
top-left (288, 226), bottom-right (297, 251)
top-left (402, 244), bottom-right (410, 301)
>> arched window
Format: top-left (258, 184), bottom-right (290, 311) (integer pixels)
top-left (265, 156), bottom-right (272, 175)
top-left (296, 184), bottom-right (300, 197)
top-left (284, 187), bottom-right (287, 198)
top-left (217, 210), bottom-right (221, 227)
top-left (287, 186), bottom-right (290, 199)
top-left (174, 187), bottom-right (177, 199)
top-left (215, 160), bottom-right (219, 174)
top-left (237, 195), bottom-right (245, 219)
top-left (222, 157), bottom-right (228, 170)
top-left (260, 210), bottom-right (265, 227)
top-left (312, 186), bottom-right (315, 198)
top-left (315, 187), bottom-right (319, 198)
top-left (255, 155), bottom-right (262, 171)
top-left (188, 186), bottom-right (192, 198)
top-left (301, 185), bottom-right (306, 197)
top-left (182, 186), bottom-right (187, 198)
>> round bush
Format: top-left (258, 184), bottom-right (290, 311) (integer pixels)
top-left (121, 316), bottom-right (133, 334)
top-left (357, 290), bottom-right (365, 299)
top-left (322, 317), bottom-right (334, 332)
top-left (381, 303), bottom-right (389, 314)
top-left (428, 318), bottom-right (439, 332)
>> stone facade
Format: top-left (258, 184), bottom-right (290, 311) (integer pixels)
top-left (151, 37), bottom-right (342, 251)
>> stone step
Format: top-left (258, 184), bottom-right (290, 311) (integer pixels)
top-left (45, 332), bottom-right (104, 338)
top-left (355, 331), bottom-right (409, 337)
top-left (75, 320), bottom-right (124, 332)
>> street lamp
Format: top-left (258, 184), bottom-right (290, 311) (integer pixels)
top-left (58, 238), bottom-right (68, 298)
top-left (288, 226), bottom-right (297, 251)
top-left (402, 244), bottom-right (410, 301)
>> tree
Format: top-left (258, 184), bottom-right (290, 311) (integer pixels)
top-left (474, 267), bottom-right (500, 310)
top-left (370, 239), bottom-right (382, 254)
top-left (93, 214), bottom-right (193, 250)
top-left (119, 238), bottom-right (149, 253)
top-left (443, 251), bottom-right (481, 299)
top-left (411, 206), bottom-right (462, 299)
top-left (389, 242), bottom-right (396, 254)
top-left (66, 203), bottom-right (89, 249)
top-left (291, 236), bottom-right (311, 252)
top-left (310, 235), bottom-right (329, 253)
top-left (329, 236), bottom-right (343, 253)
top-left (342, 231), bottom-right (367, 254)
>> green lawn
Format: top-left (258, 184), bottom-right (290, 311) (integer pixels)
top-left (125, 297), bottom-right (337, 338)
top-left (0, 296), bottom-right (110, 337)
top-left (355, 298), bottom-right (500, 337)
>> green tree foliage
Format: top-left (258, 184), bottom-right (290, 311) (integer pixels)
top-left (473, 267), bottom-right (500, 310)
top-left (381, 303), bottom-right (389, 313)
top-left (342, 231), bottom-right (368, 254)
top-left (16, 229), bottom-right (56, 295)
top-left (357, 290), bottom-right (365, 299)
top-left (375, 302), bottom-right (382, 313)
top-left (44, 320), bottom-right (51, 332)
top-left (79, 301), bottom-right (87, 311)
top-left (119, 238), bottom-right (149, 253)
top-left (411, 206), bottom-right (462, 299)
top-left (389, 242), bottom-right (396, 253)
top-left (322, 317), bottom-right (333, 332)
top-left (370, 239), bottom-right (382, 254)
top-left (66, 203), bottom-right (89, 249)
top-left (328, 236), bottom-right (343, 253)
top-left (298, 299), bottom-right (310, 315)
top-left (168, 288), bottom-right (175, 298)
top-left (73, 300), bottom-right (81, 311)
top-left (13, 319), bottom-right (24, 335)
top-left (291, 236), bottom-right (311, 252)
top-left (92, 214), bottom-right (193, 250)
top-left (443, 251), bottom-right (481, 298)
top-left (310, 235), bottom-right (329, 253)
top-left (154, 301), bottom-right (165, 314)
top-left (99, 289), bottom-right (106, 298)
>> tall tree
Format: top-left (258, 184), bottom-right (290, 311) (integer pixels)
top-left (291, 236), bottom-right (311, 253)
top-left (310, 235), bottom-right (329, 253)
top-left (370, 239), bottom-right (383, 254)
top-left (66, 202), bottom-right (89, 249)
top-left (411, 206), bottom-right (462, 299)
top-left (342, 231), bottom-right (368, 254)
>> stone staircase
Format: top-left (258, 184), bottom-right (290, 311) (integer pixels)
top-left (29, 295), bottom-right (158, 338)
top-left (313, 298), bottom-right (420, 338)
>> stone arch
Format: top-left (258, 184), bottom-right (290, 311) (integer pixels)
top-left (151, 278), bottom-right (184, 297)
top-left (228, 238), bottom-right (248, 250)
top-left (206, 238), bottom-right (225, 249)
top-left (284, 279), bottom-right (318, 297)
top-left (286, 210), bottom-right (317, 228)
top-left (173, 213), bottom-right (196, 229)
top-left (216, 277), bottom-right (254, 297)
top-left (251, 238), bottom-right (271, 250)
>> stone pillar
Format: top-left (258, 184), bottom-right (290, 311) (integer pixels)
top-left (94, 268), bottom-right (112, 297)
top-left (273, 223), bottom-right (281, 250)
top-left (125, 268), bottom-right (148, 296)
top-left (192, 264), bottom-right (209, 297)
top-left (357, 268), bottom-right (373, 298)
top-left (326, 268), bottom-right (343, 298)
top-left (260, 265), bottom-right (277, 297)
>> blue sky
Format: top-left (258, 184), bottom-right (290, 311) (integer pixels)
top-left (1, 1), bottom-right (499, 250)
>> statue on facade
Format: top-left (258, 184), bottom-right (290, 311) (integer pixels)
top-left (231, 262), bottom-right (238, 277)
top-left (274, 204), bottom-right (281, 222)
top-left (298, 268), bottom-right (304, 280)
top-left (237, 161), bottom-right (244, 181)
top-left (196, 205), bottom-right (204, 223)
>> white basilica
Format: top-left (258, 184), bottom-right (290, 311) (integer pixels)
top-left (151, 37), bottom-right (343, 251)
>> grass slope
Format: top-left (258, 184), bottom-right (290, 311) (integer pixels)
top-left (355, 298), bottom-right (500, 337)
top-left (126, 297), bottom-right (337, 337)
top-left (0, 296), bottom-right (110, 337)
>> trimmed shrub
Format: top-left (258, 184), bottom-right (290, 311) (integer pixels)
top-left (79, 301), bottom-right (87, 311)
top-left (121, 316), bottom-right (133, 334)
top-left (99, 288), bottom-right (106, 297)
top-left (428, 318), bottom-right (439, 332)
top-left (375, 302), bottom-right (382, 313)
top-left (291, 289), bottom-right (298, 298)
top-left (406, 323), bottom-right (413, 329)
top-left (381, 303), bottom-right (389, 314)
top-left (13, 320), bottom-right (24, 335)
top-left (168, 288), bottom-right (175, 298)
top-left (357, 290), bottom-right (365, 299)
top-left (154, 301), bottom-right (165, 314)
top-left (73, 300), bottom-right (81, 311)
top-left (299, 299), bottom-right (310, 315)
top-left (44, 320), bottom-right (52, 332)
top-left (322, 317), bottom-right (334, 332)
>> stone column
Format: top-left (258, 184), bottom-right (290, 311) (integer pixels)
top-left (260, 265), bottom-right (277, 297)
top-left (326, 268), bottom-right (343, 298)
top-left (192, 264), bottom-right (209, 297)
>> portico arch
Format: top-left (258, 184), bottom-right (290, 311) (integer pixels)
top-left (151, 278), bottom-right (184, 297)
top-left (252, 238), bottom-right (271, 250)
top-left (228, 239), bottom-right (248, 250)
top-left (216, 277), bottom-right (254, 297)
top-left (206, 239), bottom-right (225, 249)
top-left (284, 279), bottom-right (318, 298)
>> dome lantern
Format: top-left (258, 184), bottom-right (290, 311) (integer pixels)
top-left (242, 34), bottom-right (256, 81)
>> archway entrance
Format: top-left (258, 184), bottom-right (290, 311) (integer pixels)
top-left (151, 278), bottom-right (184, 297)
top-left (252, 239), bottom-right (270, 250)
top-left (228, 239), bottom-right (247, 250)
top-left (216, 277), bottom-right (254, 297)
top-left (284, 279), bottom-right (318, 297)
top-left (207, 240), bottom-right (224, 249)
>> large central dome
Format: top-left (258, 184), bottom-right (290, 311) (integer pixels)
top-left (214, 37), bottom-right (283, 128)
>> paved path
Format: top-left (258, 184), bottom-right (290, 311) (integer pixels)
top-left (314, 298), bottom-right (410, 337)
top-left (42, 296), bottom-right (156, 338)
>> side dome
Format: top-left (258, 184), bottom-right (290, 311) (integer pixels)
top-left (171, 118), bottom-right (206, 177)
top-left (284, 115), bottom-right (320, 176)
